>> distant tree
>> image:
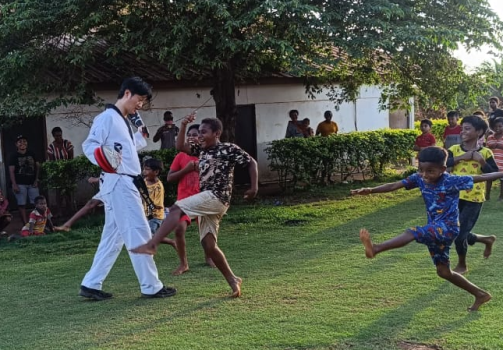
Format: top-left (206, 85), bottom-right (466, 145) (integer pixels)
top-left (1, 0), bottom-right (502, 139)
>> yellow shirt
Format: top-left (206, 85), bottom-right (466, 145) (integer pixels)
top-left (316, 121), bottom-right (338, 136)
top-left (144, 179), bottom-right (165, 220)
top-left (449, 145), bottom-right (493, 202)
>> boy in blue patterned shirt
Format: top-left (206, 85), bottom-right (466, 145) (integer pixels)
top-left (351, 146), bottom-right (503, 311)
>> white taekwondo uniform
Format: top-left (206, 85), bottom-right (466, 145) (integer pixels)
top-left (81, 106), bottom-right (163, 295)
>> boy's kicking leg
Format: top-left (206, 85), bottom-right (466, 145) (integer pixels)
top-left (359, 228), bottom-right (415, 258)
top-left (54, 199), bottom-right (101, 232)
top-left (470, 234), bottom-right (496, 259)
top-left (436, 263), bottom-right (491, 311)
top-left (201, 233), bottom-right (242, 298)
top-left (131, 205), bottom-right (184, 255)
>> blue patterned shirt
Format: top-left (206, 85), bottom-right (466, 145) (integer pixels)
top-left (402, 173), bottom-right (473, 230)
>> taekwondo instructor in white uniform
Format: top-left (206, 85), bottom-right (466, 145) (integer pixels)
top-left (79, 77), bottom-right (176, 300)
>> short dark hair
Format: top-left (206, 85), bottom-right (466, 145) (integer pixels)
top-left (187, 124), bottom-right (200, 134)
top-left (51, 127), bottom-right (62, 135)
top-left (289, 109), bottom-right (299, 116)
top-left (163, 111), bottom-right (173, 121)
top-left (117, 77), bottom-right (153, 101)
top-left (324, 110), bottom-right (332, 118)
top-left (144, 158), bottom-right (163, 172)
top-left (420, 119), bottom-right (433, 127)
top-left (34, 195), bottom-right (46, 204)
top-left (201, 118), bottom-right (222, 133)
top-left (446, 111), bottom-right (460, 119)
top-left (418, 147), bottom-right (448, 166)
top-left (303, 118), bottom-right (310, 124)
top-left (461, 115), bottom-right (488, 135)
top-left (492, 117), bottom-right (503, 126)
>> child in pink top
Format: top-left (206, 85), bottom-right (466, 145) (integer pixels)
top-left (486, 117), bottom-right (503, 200)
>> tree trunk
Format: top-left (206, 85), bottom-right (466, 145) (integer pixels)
top-left (212, 63), bottom-right (237, 143)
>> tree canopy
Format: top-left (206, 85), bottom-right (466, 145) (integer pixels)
top-left (1, 0), bottom-right (502, 138)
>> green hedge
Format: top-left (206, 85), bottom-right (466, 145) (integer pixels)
top-left (41, 148), bottom-right (179, 206)
top-left (264, 129), bottom-right (418, 191)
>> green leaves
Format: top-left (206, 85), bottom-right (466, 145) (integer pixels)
top-left (0, 0), bottom-right (502, 126)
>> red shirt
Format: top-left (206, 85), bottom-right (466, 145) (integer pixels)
top-left (170, 152), bottom-right (200, 200)
top-left (415, 132), bottom-right (436, 148)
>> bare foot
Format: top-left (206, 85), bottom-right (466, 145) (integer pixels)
top-left (172, 265), bottom-right (189, 276)
top-left (130, 243), bottom-right (157, 255)
top-left (205, 258), bottom-right (216, 268)
top-left (483, 235), bottom-right (496, 259)
top-left (54, 225), bottom-right (70, 232)
top-left (468, 292), bottom-right (492, 311)
top-left (359, 228), bottom-right (375, 258)
top-left (453, 265), bottom-right (468, 275)
top-left (230, 277), bottom-right (242, 298)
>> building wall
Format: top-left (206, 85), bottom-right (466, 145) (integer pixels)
top-left (46, 83), bottom-right (392, 182)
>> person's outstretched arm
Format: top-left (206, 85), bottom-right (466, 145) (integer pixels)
top-left (473, 172), bottom-right (503, 183)
top-left (244, 158), bottom-right (258, 199)
top-left (351, 181), bottom-right (405, 195)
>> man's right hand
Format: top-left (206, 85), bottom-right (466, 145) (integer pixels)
top-left (12, 184), bottom-right (19, 193)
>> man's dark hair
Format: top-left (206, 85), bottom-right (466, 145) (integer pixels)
top-left (144, 158), bottom-right (163, 172)
top-left (187, 124), bottom-right (200, 134)
top-left (420, 119), bottom-right (433, 127)
top-left (324, 110), bottom-right (332, 118)
top-left (446, 111), bottom-right (460, 119)
top-left (461, 115), bottom-right (488, 135)
top-left (51, 127), bottom-right (62, 135)
top-left (289, 109), bottom-right (299, 117)
top-left (201, 118), bottom-right (222, 132)
top-left (34, 195), bottom-right (46, 204)
top-left (418, 147), bottom-right (448, 166)
top-left (163, 111), bottom-right (173, 121)
top-left (117, 77), bottom-right (153, 101)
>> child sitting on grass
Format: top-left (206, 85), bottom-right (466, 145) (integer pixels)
top-left (11, 195), bottom-right (54, 240)
top-left (351, 146), bottom-right (503, 311)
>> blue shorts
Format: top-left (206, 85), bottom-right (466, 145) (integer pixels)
top-left (407, 223), bottom-right (457, 266)
top-left (148, 218), bottom-right (163, 235)
top-left (14, 184), bottom-right (39, 206)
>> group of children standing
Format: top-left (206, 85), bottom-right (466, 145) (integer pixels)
top-left (355, 99), bottom-right (503, 311)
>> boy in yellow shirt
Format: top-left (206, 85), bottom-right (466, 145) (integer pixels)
top-left (143, 158), bottom-right (176, 248)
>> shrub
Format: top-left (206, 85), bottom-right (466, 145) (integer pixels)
top-left (264, 129), bottom-right (418, 191)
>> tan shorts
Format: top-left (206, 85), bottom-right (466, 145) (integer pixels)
top-left (175, 191), bottom-right (228, 241)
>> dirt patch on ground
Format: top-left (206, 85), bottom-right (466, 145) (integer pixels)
top-left (398, 341), bottom-right (442, 350)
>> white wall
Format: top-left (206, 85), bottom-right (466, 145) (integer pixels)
top-left (46, 83), bottom-right (390, 182)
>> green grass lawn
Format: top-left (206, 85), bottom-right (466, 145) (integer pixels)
top-left (1, 183), bottom-right (502, 350)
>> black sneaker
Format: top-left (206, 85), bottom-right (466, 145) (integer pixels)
top-left (79, 285), bottom-right (113, 301)
top-left (142, 286), bottom-right (177, 298)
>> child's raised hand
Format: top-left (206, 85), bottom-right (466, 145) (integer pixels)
top-left (351, 188), bottom-right (372, 196)
top-left (182, 113), bottom-right (196, 125)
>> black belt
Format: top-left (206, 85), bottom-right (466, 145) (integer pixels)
top-left (118, 173), bottom-right (156, 219)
